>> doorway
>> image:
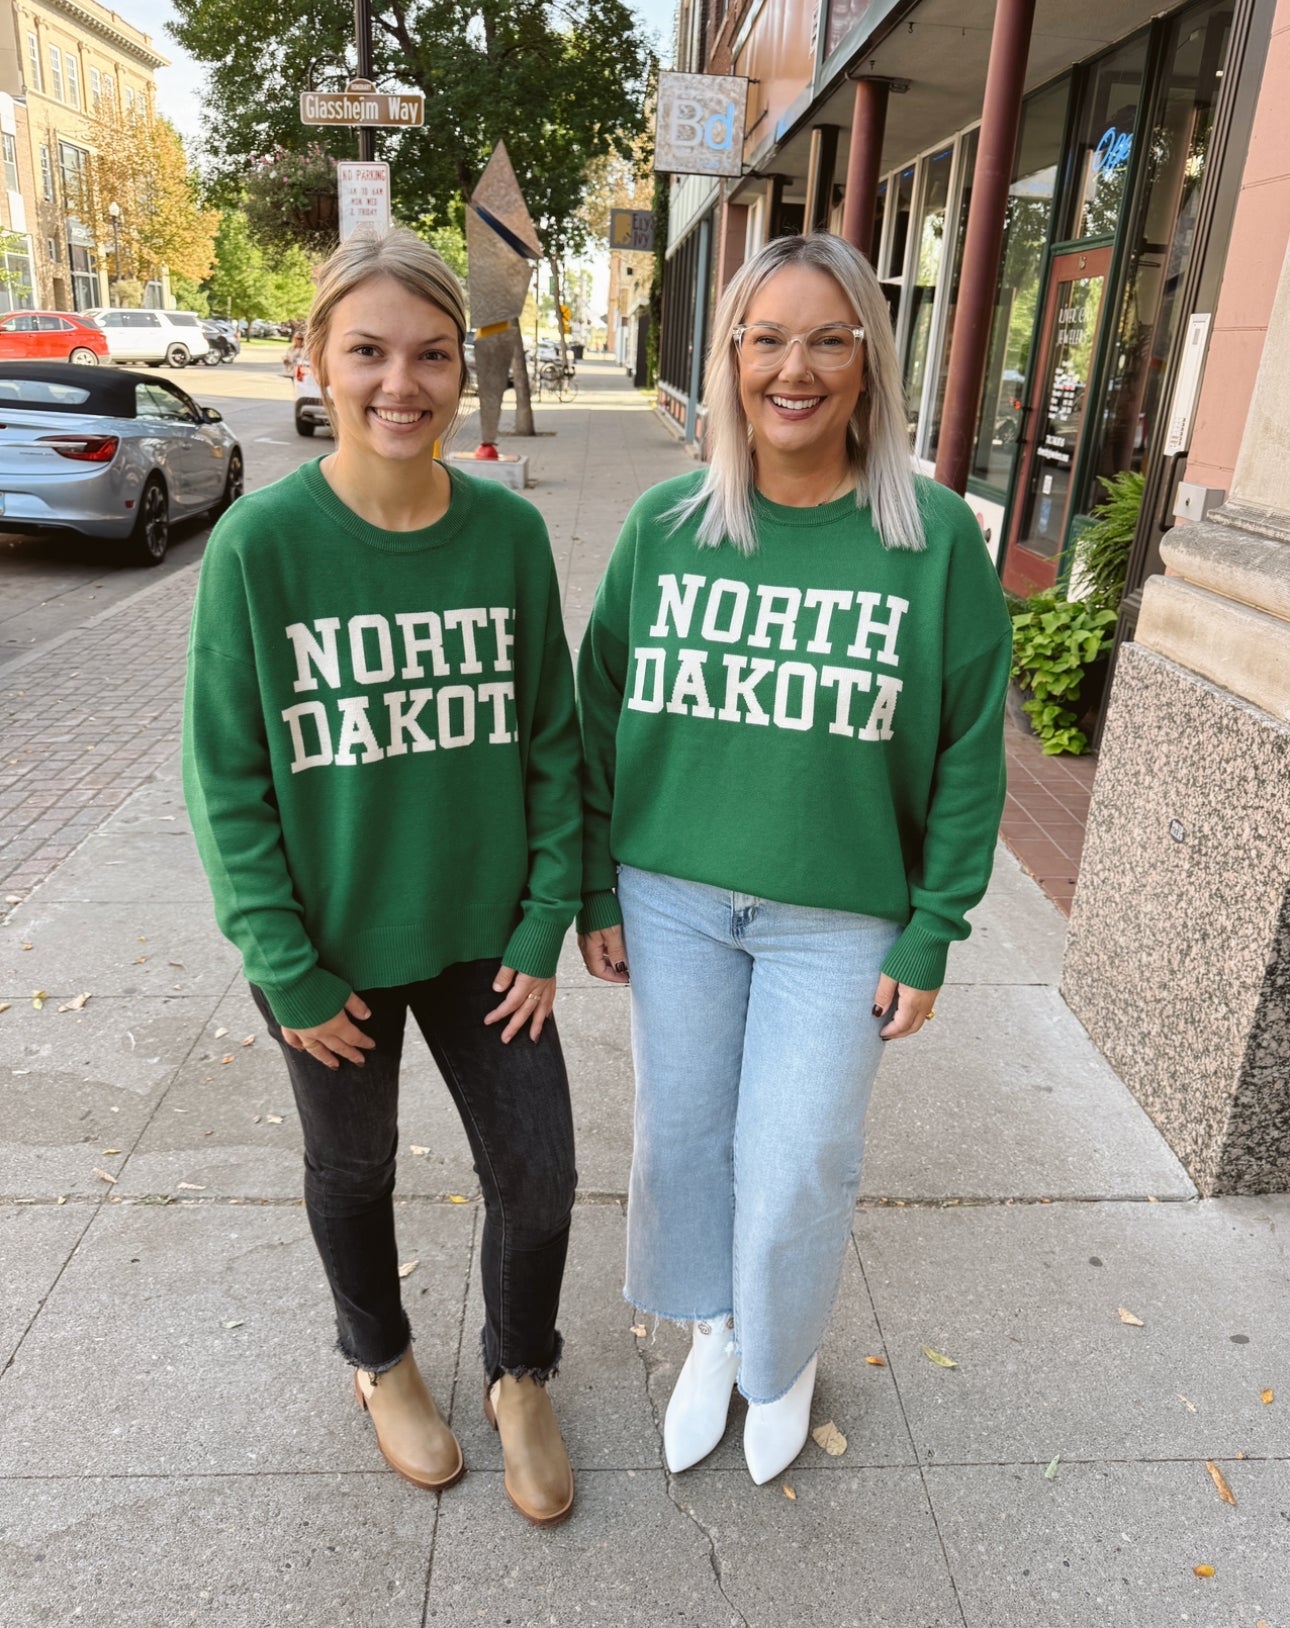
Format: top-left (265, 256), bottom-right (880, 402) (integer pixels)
top-left (1002, 245), bottom-right (1113, 597)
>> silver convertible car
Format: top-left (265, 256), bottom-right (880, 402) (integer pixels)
top-left (0, 361), bottom-right (243, 565)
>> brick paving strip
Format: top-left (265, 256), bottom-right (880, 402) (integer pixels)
top-left (0, 563), bottom-right (198, 907)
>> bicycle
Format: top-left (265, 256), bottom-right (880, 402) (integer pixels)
top-left (536, 358), bottom-right (578, 402)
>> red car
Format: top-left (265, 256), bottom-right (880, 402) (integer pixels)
top-left (0, 310), bottom-right (108, 365)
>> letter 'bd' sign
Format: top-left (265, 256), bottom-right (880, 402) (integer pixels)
top-left (655, 72), bottom-right (749, 177)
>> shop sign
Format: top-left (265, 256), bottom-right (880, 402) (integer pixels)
top-left (655, 73), bottom-right (749, 177)
top-left (338, 162), bottom-right (390, 240)
top-left (610, 209), bottom-right (655, 251)
top-left (1091, 126), bottom-right (1133, 179)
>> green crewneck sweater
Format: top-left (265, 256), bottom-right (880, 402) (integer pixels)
top-left (577, 473), bottom-right (1011, 991)
top-left (183, 459), bottom-right (582, 1029)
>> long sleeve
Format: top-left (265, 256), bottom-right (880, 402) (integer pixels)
top-left (182, 547), bottom-right (351, 1028)
top-left (500, 563), bottom-right (584, 978)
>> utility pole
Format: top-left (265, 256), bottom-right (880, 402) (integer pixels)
top-left (354, 0), bottom-right (375, 161)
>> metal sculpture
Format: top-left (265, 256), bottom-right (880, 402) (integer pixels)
top-left (466, 143), bottom-right (542, 456)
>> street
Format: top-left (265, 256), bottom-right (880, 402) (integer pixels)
top-left (0, 349), bottom-right (316, 669)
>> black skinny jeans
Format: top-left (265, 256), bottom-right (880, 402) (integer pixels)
top-left (251, 959), bottom-right (577, 1385)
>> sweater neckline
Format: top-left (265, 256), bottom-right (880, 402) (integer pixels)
top-left (301, 456), bottom-right (473, 553)
top-left (751, 485), bottom-right (866, 529)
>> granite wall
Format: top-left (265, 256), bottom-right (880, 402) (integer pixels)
top-left (1062, 642), bottom-right (1290, 1195)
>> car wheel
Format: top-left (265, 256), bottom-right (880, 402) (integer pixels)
top-left (201, 349), bottom-right (221, 366)
top-left (128, 477), bottom-right (169, 566)
top-left (165, 344), bottom-right (190, 368)
top-left (69, 346), bottom-right (99, 365)
top-left (213, 449), bottom-right (244, 517)
top-left (295, 413), bottom-right (316, 438)
top-left (146, 360), bottom-right (163, 368)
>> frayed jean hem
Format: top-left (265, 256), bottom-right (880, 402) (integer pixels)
top-left (622, 1288), bottom-right (734, 1330)
top-left (481, 1326), bottom-right (564, 1387)
top-left (339, 1330), bottom-right (413, 1381)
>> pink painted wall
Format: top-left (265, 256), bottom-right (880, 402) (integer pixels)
top-left (1185, 0), bottom-right (1290, 493)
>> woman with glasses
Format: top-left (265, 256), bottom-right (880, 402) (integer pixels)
top-left (577, 233), bottom-right (1010, 1484)
top-left (184, 230), bottom-right (581, 1526)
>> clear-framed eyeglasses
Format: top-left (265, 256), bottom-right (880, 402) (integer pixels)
top-left (731, 322), bottom-right (866, 372)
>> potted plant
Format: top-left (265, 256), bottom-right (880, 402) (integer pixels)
top-left (245, 143), bottom-right (341, 252)
top-left (1007, 470), bottom-right (1144, 755)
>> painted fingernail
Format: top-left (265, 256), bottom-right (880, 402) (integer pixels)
top-left (614, 962), bottom-right (628, 974)
top-left (872, 1004), bottom-right (884, 1017)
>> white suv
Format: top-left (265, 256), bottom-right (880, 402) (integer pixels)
top-left (90, 308), bottom-right (210, 368)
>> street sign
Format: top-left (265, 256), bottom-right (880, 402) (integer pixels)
top-left (610, 209), bottom-right (655, 251)
top-left (338, 161), bottom-right (390, 240)
top-left (301, 84), bottom-right (424, 127)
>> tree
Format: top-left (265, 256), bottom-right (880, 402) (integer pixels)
top-left (170, 273), bottom-right (210, 315)
top-left (169, 0), bottom-right (651, 257)
top-left (205, 212), bottom-right (272, 325)
top-left (79, 102), bottom-right (218, 287)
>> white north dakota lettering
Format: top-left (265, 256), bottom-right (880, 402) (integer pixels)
top-left (281, 680), bottom-right (516, 773)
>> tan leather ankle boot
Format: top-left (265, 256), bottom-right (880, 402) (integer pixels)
top-left (484, 1374), bottom-right (574, 1526)
top-left (355, 1351), bottom-right (464, 1491)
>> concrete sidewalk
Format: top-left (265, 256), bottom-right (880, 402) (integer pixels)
top-left (3, 360), bottom-right (1289, 1628)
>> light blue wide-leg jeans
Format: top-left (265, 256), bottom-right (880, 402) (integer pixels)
top-left (618, 864), bottom-right (900, 1405)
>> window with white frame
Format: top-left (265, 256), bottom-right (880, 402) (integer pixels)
top-left (2, 134), bottom-right (18, 194)
top-left (26, 32), bottom-right (41, 94)
top-left (102, 73), bottom-right (114, 101)
top-left (39, 144), bottom-right (53, 201)
top-left (65, 53), bottom-right (81, 111)
top-left (90, 66), bottom-right (101, 103)
top-left (48, 44), bottom-right (63, 101)
top-left (0, 238), bottom-right (37, 313)
top-left (124, 84), bottom-right (134, 113)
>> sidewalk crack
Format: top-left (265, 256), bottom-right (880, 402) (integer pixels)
top-left (631, 1326), bottom-right (750, 1628)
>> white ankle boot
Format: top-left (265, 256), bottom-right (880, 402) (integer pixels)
top-left (743, 1355), bottom-right (817, 1485)
top-left (663, 1316), bottom-right (740, 1473)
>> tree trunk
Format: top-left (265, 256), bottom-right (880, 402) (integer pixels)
top-left (510, 324), bottom-right (535, 436)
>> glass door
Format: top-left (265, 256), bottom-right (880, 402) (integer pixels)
top-left (1002, 246), bottom-right (1113, 597)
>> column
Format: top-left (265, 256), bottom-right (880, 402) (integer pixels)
top-left (840, 80), bottom-right (889, 259)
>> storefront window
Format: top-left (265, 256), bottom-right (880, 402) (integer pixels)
top-left (1086, 0), bottom-right (1231, 490)
top-left (868, 179), bottom-right (886, 268)
top-left (883, 166), bottom-right (915, 281)
top-left (902, 148), bottom-right (953, 424)
top-left (1070, 36), bottom-right (1149, 241)
top-left (966, 78), bottom-right (1070, 494)
top-left (923, 130), bottom-right (978, 461)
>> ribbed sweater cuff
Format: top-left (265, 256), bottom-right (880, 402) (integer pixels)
top-left (502, 912), bottom-right (570, 980)
top-left (881, 924), bottom-right (950, 992)
top-left (577, 889), bottom-right (623, 935)
top-left (260, 965), bottom-right (353, 1031)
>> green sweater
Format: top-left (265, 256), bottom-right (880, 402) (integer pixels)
top-left (183, 459), bottom-right (582, 1029)
top-left (577, 474), bottom-right (1011, 991)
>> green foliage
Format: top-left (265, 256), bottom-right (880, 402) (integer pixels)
top-left (170, 0), bottom-right (651, 258)
top-left (245, 143), bottom-right (339, 253)
top-left (205, 212), bottom-right (315, 324)
top-left (1072, 468), bottom-right (1144, 614)
top-left (170, 274), bottom-right (210, 315)
top-left (264, 242), bottom-right (317, 319)
top-left (1010, 594), bottom-right (1118, 756)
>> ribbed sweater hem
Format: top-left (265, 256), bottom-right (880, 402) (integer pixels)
top-left (881, 923), bottom-right (951, 992)
top-left (577, 889), bottom-right (624, 935)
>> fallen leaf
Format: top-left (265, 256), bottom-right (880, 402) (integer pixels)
top-left (397, 1260), bottom-right (419, 1279)
top-left (214, 1027), bottom-right (229, 1038)
top-left (1261, 1388), bottom-right (1274, 1405)
top-left (1237, 1449), bottom-right (1248, 1459)
top-left (1044, 1455), bottom-right (1060, 1480)
top-left (101, 1148), bottom-right (121, 1156)
top-left (629, 1323), bottom-right (647, 1338)
top-left (865, 1355), bottom-right (886, 1367)
top-left (176, 1183), bottom-right (206, 1192)
top-left (811, 1421), bottom-right (848, 1457)
top-left (58, 992), bottom-right (91, 1012)
top-left (1178, 1394), bottom-right (1197, 1413)
top-left (1205, 1462), bottom-right (1236, 1506)
top-left (21, 942), bottom-right (31, 950)
top-left (241, 1035), bottom-right (254, 1047)
top-left (223, 1319), bottom-right (244, 1330)
top-left (1117, 1307), bottom-right (1145, 1327)
top-left (220, 1054), bottom-right (234, 1065)
top-left (252, 1115), bottom-right (261, 1124)
top-left (448, 1193), bottom-right (468, 1204)
top-left (91, 1167), bottom-right (117, 1185)
top-left (31, 990), bottom-right (47, 1009)
top-left (922, 1345), bottom-right (958, 1368)
top-left (782, 1483), bottom-right (796, 1501)
top-left (56, 1194), bottom-right (67, 1205)
top-left (265, 1114), bottom-right (284, 1124)
top-left (409, 1145), bottom-right (430, 1157)
top-left (1192, 1564), bottom-right (1215, 1578)
top-left (139, 1193), bottom-right (174, 1205)
top-left (134, 956), bottom-right (147, 964)
top-left (0, 1003), bottom-right (9, 1015)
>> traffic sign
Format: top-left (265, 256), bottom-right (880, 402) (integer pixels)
top-left (338, 161), bottom-right (391, 239)
top-left (301, 81), bottom-right (424, 127)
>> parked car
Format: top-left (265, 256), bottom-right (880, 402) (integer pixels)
top-left (0, 361), bottom-right (243, 564)
top-left (200, 322), bottom-right (240, 364)
top-left (249, 319), bottom-right (280, 338)
top-left (292, 356), bottom-right (329, 436)
top-left (90, 308), bottom-right (210, 368)
top-left (0, 310), bottom-right (109, 365)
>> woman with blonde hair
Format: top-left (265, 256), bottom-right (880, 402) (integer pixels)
top-left (578, 232), bottom-right (1010, 1483)
top-left (184, 228), bottom-right (581, 1526)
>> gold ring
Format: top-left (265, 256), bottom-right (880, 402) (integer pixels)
top-left (525, 992), bottom-right (539, 1003)
top-left (926, 1010), bottom-right (936, 1021)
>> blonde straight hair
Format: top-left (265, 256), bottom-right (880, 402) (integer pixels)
top-left (669, 233), bottom-right (925, 553)
top-left (304, 227), bottom-right (471, 442)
